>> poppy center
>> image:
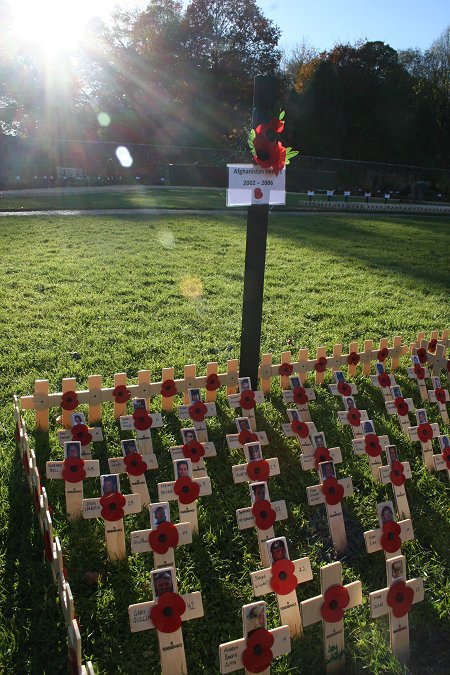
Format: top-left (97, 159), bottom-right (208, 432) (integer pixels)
top-left (182, 486), bottom-right (190, 494)
top-left (266, 129), bottom-right (277, 142)
top-left (260, 510), bottom-right (267, 519)
top-left (109, 503), bottom-right (117, 511)
top-left (70, 465), bottom-right (78, 473)
top-left (253, 644), bottom-right (263, 656)
top-left (254, 467), bottom-right (261, 475)
top-left (279, 571), bottom-right (287, 581)
top-left (191, 448), bottom-right (198, 455)
top-left (159, 533), bottom-right (167, 543)
top-left (388, 532), bottom-right (394, 541)
top-left (329, 487), bottom-right (335, 495)
top-left (396, 592), bottom-right (404, 603)
top-left (131, 459), bottom-right (138, 467)
top-left (329, 600), bottom-right (338, 610)
top-left (163, 606), bottom-right (173, 617)
top-left (256, 149), bottom-right (270, 161)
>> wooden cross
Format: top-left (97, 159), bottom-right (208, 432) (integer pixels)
top-left (219, 600), bottom-right (291, 674)
top-left (157, 458), bottom-right (212, 533)
top-left (337, 397), bottom-right (369, 439)
top-left (328, 370), bottom-right (358, 401)
top-left (177, 388), bottom-right (217, 442)
top-left (306, 461), bottom-right (353, 553)
top-left (385, 384), bottom-right (415, 436)
top-left (228, 377), bottom-right (265, 431)
top-left (364, 500), bottom-right (414, 559)
top-left (407, 355), bottom-right (430, 401)
top-left (370, 363), bottom-right (397, 401)
top-left (426, 341), bottom-right (449, 376)
top-left (281, 410), bottom-right (316, 455)
top-left (282, 374), bottom-right (316, 422)
top-left (231, 441), bottom-right (280, 485)
top-left (378, 445), bottom-right (412, 519)
top-left (433, 434), bottom-right (450, 481)
top-left (227, 416), bottom-right (269, 450)
top-left (290, 425), bottom-right (343, 473)
top-left (108, 438), bottom-right (157, 507)
top-left (46, 441), bottom-right (100, 519)
top-left (408, 409), bottom-right (441, 471)
top-left (250, 536), bottom-right (313, 637)
top-left (129, 565), bottom-right (204, 675)
top-left (369, 554), bottom-right (424, 666)
top-left (170, 426), bottom-right (217, 479)
top-left (119, 404), bottom-right (163, 457)
top-left (67, 617), bottom-right (94, 675)
top-left (352, 419), bottom-right (390, 480)
top-left (57, 411), bottom-right (104, 459)
top-left (236, 482), bottom-right (288, 567)
top-left (300, 562), bottom-right (362, 674)
top-left (130, 501), bottom-right (192, 569)
top-left (82, 475), bottom-right (141, 560)
top-left (427, 376), bottom-right (449, 423)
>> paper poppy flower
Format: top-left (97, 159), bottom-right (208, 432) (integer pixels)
top-left (61, 391), bottom-right (79, 411)
top-left (378, 373), bottom-right (391, 389)
top-left (182, 440), bottom-right (205, 463)
top-left (321, 477), bottom-right (344, 506)
top-left (413, 364), bottom-right (425, 380)
top-left (149, 522), bottom-right (179, 554)
top-left (242, 628), bottom-right (274, 674)
top-left (252, 134), bottom-right (280, 168)
top-left (434, 387), bottom-right (447, 404)
top-left (428, 338), bottom-right (438, 353)
top-left (364, 434), bottom-right (382, 457)
top-left (205, 373), bottom-right (221, 391)
top-left (278, 362), bottom-right (293, 377)
top-left (62, 457), bottom-right (86, 483)
top-left (133, 409), bottom-right (152, 430)
top-left (417, 423), bottom-right (433, 443)
top-left (347, 351), bottom-right (360, 366)
top-left (321, 584), bottom-right (350, 623)
top-left (238, 429), bottom-right (259, 445)
top-left (315, 446), bottom-right (331, 467)
top-left (315, 356), bottom-right (328, 373)
top-left (189, 401), bottom-right (208, 422)
top-left (71, 424), bottom-right (92, 446)
top-left (387, 580), bottom-right (414, 618)
top-left (252, 500), bottom-right (276, 530)
top-left (151, 592), bottom-right (186, 633)
top-left (270, 559), bottom-right (298, 595)
top-left (292, 386), bottom-right (308, 405)
top-left (240, 391), bottom-right (256, 410)
top-left (347, 409), bottom-right (361, 427)
top-left (442, 447), bottom-right (450, 469)
top-left (380, 520), bottom-right (402, 553)
top-left (124, 452), bottom-right (148, 476)
top-left (337, 381), bottom-right (352, 397)
top-left (100, 492), bottom-right (126, 521)
top-left (390, 460), bottom-right (406, 486)
top-left (377, 347), bottom-right (389, 362)
top-left (417, 347), bottom-right (427, 364)
top-left (291, 419), bottom-right (309, 438)
top-left (174, 477), bottom-right (200, 504)
top-left (161, 379), bottom-right (177, 398)
top-left (247, 459), bottom-right (270, 482)
top-left (256, 117), bottom-right (284, 142)
top-left (112, 384), bottom-right (131, 404)
top-left (394, 397), bottom-right (409, 417)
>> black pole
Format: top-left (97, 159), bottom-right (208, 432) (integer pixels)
top-left (239, 75), bottom-right (279, 389)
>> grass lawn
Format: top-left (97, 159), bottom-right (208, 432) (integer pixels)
top-left (0, 211), bottom-right (449, 674)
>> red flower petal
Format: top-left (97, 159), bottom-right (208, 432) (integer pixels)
top-left (161, 379), bottom-right (177, 398)
top-left (252, 500), bottom-right (276, 530)
top-left (205, 373), bottom-right (221, 391)
top-left (292, 386), bottom-right (308, 405)
top-left (242, 628), bottom-right (274, 674)
top-left (315, 356), bottom-right (328, 373)
top-left (291, 419), bottom-right (309, 438)
top-left (132, 409), bottom-right (153, 430)
top-left (427, 338), bottom-right (437, 353)
top-left (321, 477), bottom-right (344, 505)
top-left (270, 559), bottom-right (297, 595)
top-left (347, 351), bottom-right (360, 366)
top-left (390, 460), bottom-right (406, 486)
top-left (377, 348), bottom-right (389, 362)
top-left (173, 477), bottom-right (200, 504)
top-left (151, 592), bottom-right (186, 633)
top-left (182, 440), bottom-right (205, 463)
top-left (413, 364), bottom-right (425, 380)
top-left (417, 347), bottom-right (427, 364)
top-left (380, 520), bottom-right (402, 553)
top-left (442, 448), bottom-right (450, 469)
top-left (435, 387), bottom-right (446, 404)
top-left (337, 381), bottom-right (352, 397)
top-left (99, 492), bottom-right (126, 521)
top-left (387, 580), bottom-right (414, 618)
top-left (112, 384), bottom-right (131, 403)
top-left (314, 447), bottom-right (331, 467)
top-left (364, 434), bottom-right (382, 457)
top-left (347, 409), bottom-right (361, 427)
top-left (321, 584), bottom-right (350, 623)
top-left (394, 397), bottom-right (409, 417)
top-left (378, 373), bottom-right (391, 389)
top-left (240, 391), bottom-right (256, 410)
top-left (417, 423), bottom-right (433, 443)
top-left (189, 401), bottom-right (208, 422)
top-left (149, 522), bottom-right (179, 554)
top-left (61, 391), bottom-right (79, 411)
top-left (124, 452), bottom-right (148, 476)
top-left (238, 429), bottom-right (259, 445)
top-left (247, 460), bottom-right (270, 482)
top-left (62, 457), bottom-right (86, 483)
top-left (71, 424), bottom-right (92, 446)
top-left (278, 362), bottom-right (293, 376)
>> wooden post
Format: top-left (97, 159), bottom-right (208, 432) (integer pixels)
top-left (427, 376), bottom-right (449, 423)
top-left (282, 374), bottom-right (316, 422)
top-left (406, 356), bottom-right (430, 401)
top-left (157, 458), bottom-right (212, 534)
top-left (177, 388), bottom-right (217, 443)
top-left (363, 500), bottom-right (414, 560)
top-left (170, 427), bottom-right (217, 479)
top-left (228, 379), bottom-right (264, 432)
top-left (408, 409), bottom-right (440, 471)
top-left (385, 385), bottom-right (415, 436)
top-left (352, 420), bottom-right (390, 481)
top-left (231, 441), bottom-right (280, 485)
top-left (108, 438), bottom-right (158, 508)
top-left (433, 434), bottom-right (450, 480)
top-left (226, 416), bottom-right (269, 450)
top-left (378, 445), bottom-right (412, 519)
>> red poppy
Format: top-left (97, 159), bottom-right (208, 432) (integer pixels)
top-left (292, 386), bottom-right (308, 405)
top-left (394, 397), bottom-right (409, 417)
top-left (61, 391), bottom-right (79, 411)
top-left (161, 379), bottom-right (177, 398)
top-left (442, 448), bottom-right (450, 469)
top-left (387, 580), bottom-right (414, 618)
top-left (238, 429), bottom-right (259, 445)
top-left (377, 348), bottom-right (389, 362)
top-left (124, 452), bottom-right (148, 476)
top-left (151, 592), bottom-right (186, 633)
top-left (133, 409), bottom-right (153, 430)
top-left (417, 423), bottom-right (433, 443)
top-left (242, 628), bottom-right (274, 674)
top-left (174, 477), bottom-right (200, 505)
top-left (100, 492), bottom-right (126, 521)
top-left (390, 460), bottom-right (406, 486)
top-left (62, 458), bottom-right (86, 483)
top-left (278, 362), bottom-right (293, 376)
top-left (321, 584), bottom-right (350, 623)
top-left (413, 364), bottom-right (425, 380)
top-left (315, 356), bottom-right (328, 373)
top-left (428, 338), bottom-right (438, 353)
top-left (337, 381), bottom-right (352, 397)
top-left (252, 134), bottom-right (280, 169)
top-left (247, 460), bottom-right (270, 482)
top-left (270, 559), bottom-right (298, 595)
top-left (240, 391), bottom-right (256, 410)
top-left (182, 441), bottom-right (205, 463)
top-left (378, 373), bottom-right (391, 389)
top-left (417, 347), bottom-right (427, 364)
top-left (189, 401), bottom-right (208, 422)
top-left (205, 373), bottom-right (221, 391)
top-left (315, 447), bottom-right (331, 467)
top-left (291, 419), bottom-right (309, 438)
top-left (112, 384), bottom-right (131, 403)
top-left (149, 522), bottom-right (179, 554)
top-left (321, 477), bottom-right (344, 506)
top-left (347, 409), bottom-right (361, 427)
top-left (435, 387), bottom-right (447, 404)
top-left (255, 117), bottom-right (284, 142)
top-left (252, 500), bottom-right (276, 530)
top-left (364, 434), bottom-right (382, 457)
top-left (71, 424), bottom-right (92, 446)
top-left (347, 351), bottom-right (360, 366)
top-left (380, 520), bottom-right (402, 553)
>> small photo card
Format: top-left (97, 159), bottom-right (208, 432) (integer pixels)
top-left (432, 376), bottom-right (441, 389)
top-left (416, 409), bottom-right (428, 425)
top-left (245, 442), bottom-right (262, 462)
top-left (386, 445), bottom-right (399, 464)
top-left (236, 417), bottom-right (252, 432)
top-left (238, 377), bottom-right (252, 393)
top-left (64, 441), bottom-right (82, 459)
top-left (344, 396), bottom-right (356, 411)
top-left (152, 566), bottom-right (177, 599)
top-left (250, 481), bottom-right (269, 504)
top-left (266, 536), bottom-right (289, 564)
top-left (101, 474), bottom-right (120, 496)
top-left (71, 412), bottom-right (86, 426)
top-left (390, 557), bottom-right (405, 582)
top-left (391, 385), bottom-right (402, 399)
top-left (334, 370), bottom-right (345, 383)
top-left (188, 388), bottom-right (202, 403)
top-left (362, 420), bottom-right (375, 435)
top-left (439, 435), bottom-right (450, 451)
top-left (313, 433), bottom-right (325, 449)
top-left (287, 408), bottom-right (300, 422)
top-left (289, 375), bottom-right (301, 390)
top-left (121, 439), bottom-right (139, 456)
top-left (174, 458), bottom-right (192, 479)
top-left (132, 398), bottom-right (147, 411)
top-left (376, 363), bottom-right (385, 375)
top-left (150, 502), bottom-right (171, 528)
top-left (411, 355), bottom-right (420, 365)
top-left (243, 601), bottom-right (267, 638)
top-left (319, 461), bottom-right (335, 481)
top-left (181, 427), bottom-right (198, 445)
top-left (378, 501), bottom-right (395, 526)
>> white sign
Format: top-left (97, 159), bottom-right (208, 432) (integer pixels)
top-left (227, 164), bottom-right (285, 206)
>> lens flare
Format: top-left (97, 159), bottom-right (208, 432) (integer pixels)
top-left (98, 112), bottom-right (111, 127)
top-left (156, 228), bottom-right (176, 249)
top-left (115, 146), bottom-right (133, 168)
top-left (180, 277), bottom-right (203, 300)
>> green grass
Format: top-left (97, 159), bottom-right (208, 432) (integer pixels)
top-left (0, 211), bottom-right (449, 674)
